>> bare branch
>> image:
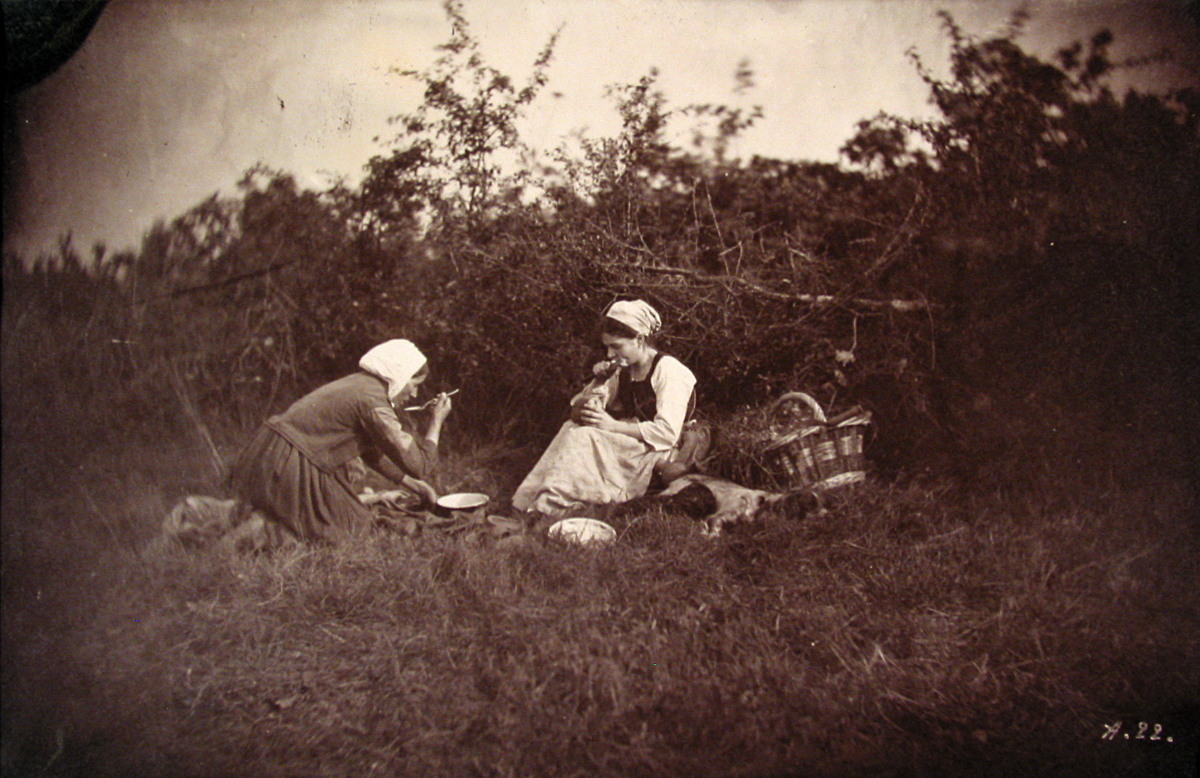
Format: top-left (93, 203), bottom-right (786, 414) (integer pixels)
top-left (624, 264), bottom-right (931, 311)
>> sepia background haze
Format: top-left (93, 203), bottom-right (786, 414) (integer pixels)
top-left (4, 0), bottom-right (1199, 262)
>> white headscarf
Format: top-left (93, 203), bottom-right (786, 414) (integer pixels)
top-left (604, 299), bottom-right (661, 337)
top-left (358, 339), bottom-right (427, 403)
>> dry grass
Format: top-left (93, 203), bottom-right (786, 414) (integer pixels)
top-left (703, 403), bottom-right (781, 489)
top-left (3, 431), bottom-right (1199, 778)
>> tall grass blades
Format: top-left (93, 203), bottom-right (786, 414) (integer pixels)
top-left (4, 448), bottom-right (1197, 777)
top-left (4, 8), bottom-right (1199, 778)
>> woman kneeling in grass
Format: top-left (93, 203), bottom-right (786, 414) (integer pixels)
top-left (511, 300), bottom-right (696, 519)
top-left (230, 339), bottom-right (453, 544)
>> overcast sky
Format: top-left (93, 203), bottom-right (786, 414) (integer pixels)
top-left (4, 0), bottom-right (1198, 261)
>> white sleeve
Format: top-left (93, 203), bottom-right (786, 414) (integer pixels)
top-left (637, 356), bottom-right (696, 451)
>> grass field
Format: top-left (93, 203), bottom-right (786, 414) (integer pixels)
top-left (3, 428), bottom-right (1198, 778)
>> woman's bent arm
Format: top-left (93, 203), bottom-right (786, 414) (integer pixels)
top-left (636, 357), bottom-right (696, 450)
top-left (366, 406), bottom-right (439, 482)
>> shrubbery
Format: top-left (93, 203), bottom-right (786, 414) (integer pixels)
top-left (4, 11), bottom-right (1198, 775)
top-left (4, 6), bottom-right (1197, 491)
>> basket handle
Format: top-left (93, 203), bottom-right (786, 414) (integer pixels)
top-left (767, 391), bottom-right (828, 425)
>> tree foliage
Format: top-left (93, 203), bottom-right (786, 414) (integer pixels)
top-left (362, 0), bottom-right (558, 234)
top-left (6, 7), bottom-right (1197, 488)
top-left (838, 10), bottom-right (1200, 481)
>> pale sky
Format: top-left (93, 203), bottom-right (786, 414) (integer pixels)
top-left (4, 0), bottom-right (1198, 261)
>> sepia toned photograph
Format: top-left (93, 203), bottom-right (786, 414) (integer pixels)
top-left (3, 0), bottom-right (1198, 775)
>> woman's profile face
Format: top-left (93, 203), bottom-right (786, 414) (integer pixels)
top-left (399, 372), bottom-right (428, 403)
top-left (601, 333), bottom-right (643, 364)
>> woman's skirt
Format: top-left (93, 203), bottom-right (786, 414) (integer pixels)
top-left (229, 425), bottom-right (371, 543)
top-left (511, 421), bottom-right (670, 517)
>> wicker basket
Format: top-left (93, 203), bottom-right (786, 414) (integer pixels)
top-left (761, 392), bottom-right (871, 492)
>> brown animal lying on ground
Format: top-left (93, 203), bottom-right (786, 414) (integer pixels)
top-left (622, 473), bottom-right (825, 536)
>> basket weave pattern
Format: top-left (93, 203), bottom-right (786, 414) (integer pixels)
top-left (762, 392), bottom-right (871, 492)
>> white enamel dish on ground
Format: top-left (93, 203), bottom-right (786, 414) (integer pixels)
top-left (548, 518), bottom-right (617, 546)
top-left (436, 492), bottom-right (489, 511)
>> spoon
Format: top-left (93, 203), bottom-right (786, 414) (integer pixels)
top-left (403, 388), bottom-right (459, 412)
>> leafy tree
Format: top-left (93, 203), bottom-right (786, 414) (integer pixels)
top-left (839, 11), bottom-right (1200, 484)
top-left (20, 4), bottom-right (1192, 491)
top-left (362, 0), bottom-right (558, 235)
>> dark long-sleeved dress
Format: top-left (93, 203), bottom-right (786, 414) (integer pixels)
top-left (229, 371), bottom-right (437, 542)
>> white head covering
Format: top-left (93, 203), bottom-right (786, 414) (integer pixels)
top-left (358, 339), bottom-right (427, 402)
top-left (604, 299), bottom-right (661, 337)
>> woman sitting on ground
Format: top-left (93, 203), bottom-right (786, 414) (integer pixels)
top-left (511, 299), bottom-right (696, 518)
top-left (229, 338), bottom-right (453, 544)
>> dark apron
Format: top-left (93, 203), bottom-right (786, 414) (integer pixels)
top-left (612, 353), bottom-right (665, 422)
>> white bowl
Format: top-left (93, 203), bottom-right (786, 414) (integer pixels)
top-left (436, 492), bottom-right (489, 511)
top-left (548, 518), bottom-right (617, 546)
